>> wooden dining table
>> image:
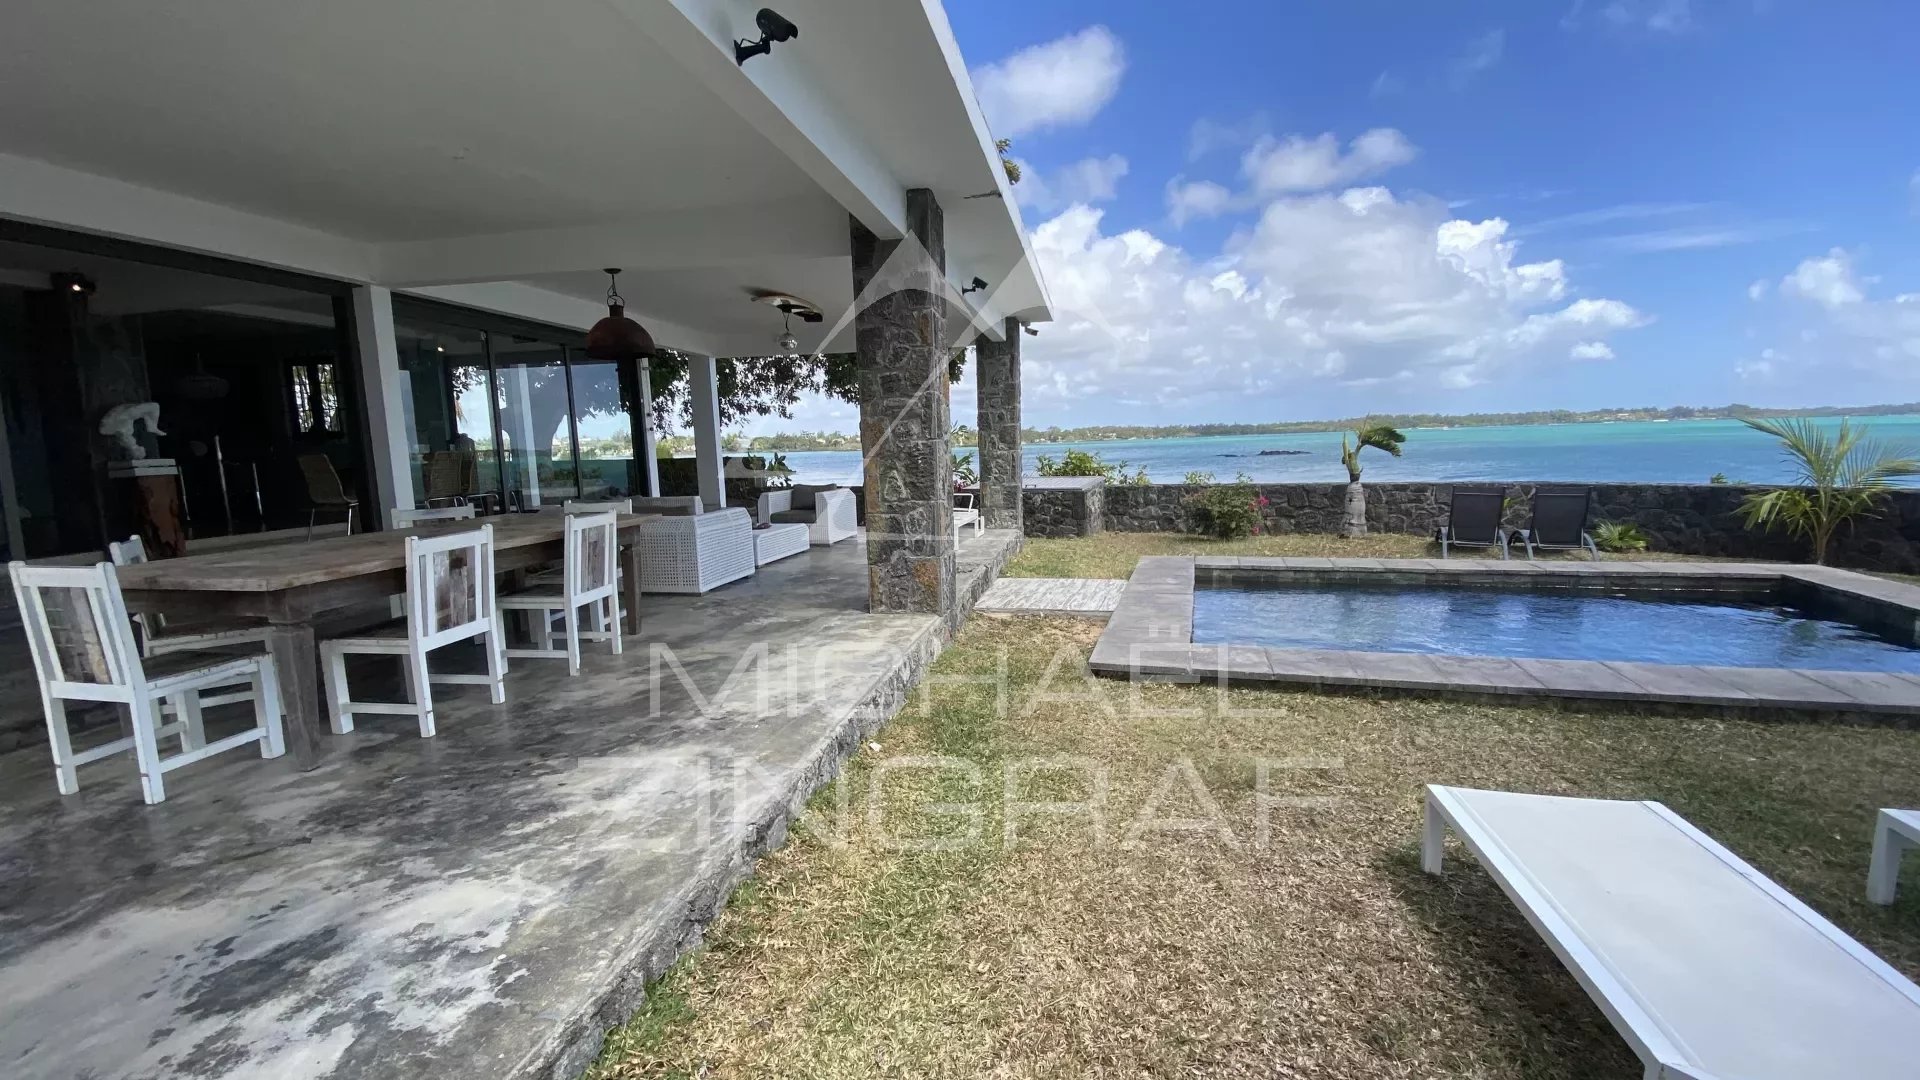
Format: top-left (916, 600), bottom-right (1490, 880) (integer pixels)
top-left (114, 513), bottom-right (658, 769)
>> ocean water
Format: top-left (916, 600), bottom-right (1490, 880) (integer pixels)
top-left (767, 415), bottom-right (1920, 488)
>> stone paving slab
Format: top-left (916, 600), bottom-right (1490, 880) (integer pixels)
top-left (975, 577), bottom-right (1127, 616)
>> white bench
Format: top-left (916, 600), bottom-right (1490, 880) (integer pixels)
top-left (1422, 785), bottom-right (1920, 1080)
top-left (753, 523), bottom-right (810, 567)
top-left (1869, 808), bottom-right (1920, 904)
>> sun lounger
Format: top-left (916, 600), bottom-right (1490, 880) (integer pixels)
top-left (1868, 808), bottom-right (1920, 904)
top-left (1437, 488), bottom-right (1510, 558)
top-left (1515, 488), bottom-right (1598, 560)
top-left (1421, 785), bottom-right (1920, 1080)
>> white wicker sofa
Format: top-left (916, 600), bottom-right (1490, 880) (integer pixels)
top-left (634, 505), bottom-right (757, 594)
top-left (756, 485), bottom-right (857, 546)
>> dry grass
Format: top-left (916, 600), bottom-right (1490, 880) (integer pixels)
top-left (590, 617), bottom-right (1920, 1080)
top-left (1003, 531), bottom-right (1713, 580)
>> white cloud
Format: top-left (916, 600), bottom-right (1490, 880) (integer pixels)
top-left (1165, 178), bottom-right (1234, 226)
top-left (971, 26), bottom-right (1125, 139)
top-left (1780, 249), bottom-right (1864, 308)
top-left (1186, 114), bottom-right (1268, 162)
top-left (1448, 30), bottom-right (1506, 88)
top-left (1240, 129), bottom-right (1418, 195)
top-left (1747, 279), bottom-right (1769, 301)
top-left (1013, 154), bottom-right (1129, 214)
top-left (1016, 187), bottom-right (1646, 415)
top-left (1598, 225), bottom-right (1797, 253)
top-left (1565, 0), bottom-right (1694, 33)
top-left (1758, 249), bottom-right (1920, 380)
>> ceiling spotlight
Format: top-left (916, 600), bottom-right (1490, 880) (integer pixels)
top-left (961, 277), bottom-right (989, 295)
top-left (734, 8), bottom-right (798, 66)
top-left (51, 272), bottom-right (96, 297)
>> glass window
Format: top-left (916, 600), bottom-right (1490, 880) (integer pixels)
top-left (492, 338), bottom-right (571, 508)
top-left (568, 357), bottom-right (635, 499)
top-left (395, 322), bottom-right (500, 509)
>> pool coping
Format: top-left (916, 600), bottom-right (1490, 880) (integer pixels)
top-left (1087, 556), bottom-right (1920, 719)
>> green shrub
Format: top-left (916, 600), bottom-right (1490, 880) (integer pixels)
top-left (1188, 473), bottom-right (1266, 539)
top-left (1035, 448), bottom-right (1149, 485)
top-left (1591, 520), bottom-right (1649, 553)
top-left (1183, 470), bottom-right (1215, 485)
top-left (951, 451), bottom-right (978, 487)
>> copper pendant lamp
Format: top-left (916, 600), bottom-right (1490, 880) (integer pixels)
top-left (585, 268), bottom-right (655, 362)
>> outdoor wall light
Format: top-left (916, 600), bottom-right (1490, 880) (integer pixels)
top-left (961, 277), bottom-right (988, 295)
top-left (585, 268), bottom-right (656, 363)
top-left (1022, 323), bottom-right (1039, 337)
top-left (734, 9), bottom-right (798, 66)
top-left (51, 272), bottom-right (95, 297)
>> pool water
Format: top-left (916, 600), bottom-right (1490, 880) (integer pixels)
top-left (1192, 584), bottom-right (1920, 673)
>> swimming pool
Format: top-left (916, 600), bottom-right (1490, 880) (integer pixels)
top-left (1192, 583), bottom-right (1920, 673)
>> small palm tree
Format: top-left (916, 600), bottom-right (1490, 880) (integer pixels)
top-left (1339, 421), bottom-right (1407, 537)
top-left (1735, 417), bottom-right (1920, 564)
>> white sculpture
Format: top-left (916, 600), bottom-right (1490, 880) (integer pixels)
top-left (99, 402), bottom-right (166, 461)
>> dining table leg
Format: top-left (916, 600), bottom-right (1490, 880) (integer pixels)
top-left (263, 618), bottom-right (324, 770)
top-left (623, 542), bottom-right (643, 635)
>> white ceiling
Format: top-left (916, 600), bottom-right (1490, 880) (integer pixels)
top-left (0, 0), bottom-right (1049, 351)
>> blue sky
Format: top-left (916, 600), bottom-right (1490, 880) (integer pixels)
top-left (756, 1), bottom-right (1920, 433)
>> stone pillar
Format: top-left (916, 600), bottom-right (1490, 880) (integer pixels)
top-left (852, 189), bottom-right (954, 618)
top-left (974, 317), bottom-right (1022, 531)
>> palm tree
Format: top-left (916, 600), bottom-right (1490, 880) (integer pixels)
top-left (1339, 421), bottom-right (1407, 537)
top-left (1735, 416), bottom-right (1920, 564)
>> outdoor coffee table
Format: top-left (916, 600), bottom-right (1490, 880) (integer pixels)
top-left (754, 523), bottom-right (810, 566)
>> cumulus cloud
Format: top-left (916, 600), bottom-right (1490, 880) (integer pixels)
top-left (971, 26), bottom-right (1125, 139)
top-left (1240, 129), bottom-right (1418, 195)
top-left (1013, 154), bottom-right (1130, 214)
top-left (1765, 249), bottom-right (1920, 374)
top-left (1016, 187), bottom-right (1646, 414)
top-left (1165, 178), bottom-right (1234, 226)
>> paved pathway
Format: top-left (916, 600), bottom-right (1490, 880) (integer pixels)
top-left (977, 576), bottom-right (1127, 616)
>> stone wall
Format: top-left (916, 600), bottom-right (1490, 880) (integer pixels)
top-left (1022, 477), bottom-right (1104, 538)
top-left (1032, 480), bottom-right (1920, 573)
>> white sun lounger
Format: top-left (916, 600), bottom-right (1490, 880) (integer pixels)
top-left (1868, 808), bottom-right (1920, 905)
top-left (1421, 785), bottom-right (1920, 1080)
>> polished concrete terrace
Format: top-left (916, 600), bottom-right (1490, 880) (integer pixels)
top-left (0, 530), bottom-right (1019, 1080)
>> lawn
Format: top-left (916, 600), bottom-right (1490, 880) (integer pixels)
top-left (1001, 530), bottom-right (1704, 580)
top-left (590, 542), bottom-right (1920, 1079)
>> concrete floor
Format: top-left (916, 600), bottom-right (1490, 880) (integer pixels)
top-left (0, 530), bottom-right (1020, 1080)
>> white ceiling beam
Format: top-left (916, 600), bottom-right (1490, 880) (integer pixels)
top-left (0, 152), bottom-right (376, 283)
top-left (606, 0), bottom-right (908, 240)
top-left (374, 199), bottom-right (846, 287)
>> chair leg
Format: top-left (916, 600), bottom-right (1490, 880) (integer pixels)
top-left (175, 692), bottom-right (207, 752)
top-left (1868, 822), bottom-right (1909, 905)
top-left (605, 596), bottom-right (623, 656)
top-left (485, 613), bottom-right (508, 705)
top-left (308, 508), bottom-right (317, 541)
top-left (129, 695), bottom-right (167, 805)
top-left (407, 646), bottom-right (436, 737)
top-left (323, 646), bottom-right (354, 734)
top-left (254, 657), bottom-right (287, 759)
top-left (564, 603), bottom-right (582, 676)
top-left (43, 696), bottom-right (79, 796)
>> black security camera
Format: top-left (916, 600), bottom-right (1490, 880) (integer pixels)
top-left (962, 277), bottom-right (989, 295)
top-left (735, 9), bottom-right (798, 66)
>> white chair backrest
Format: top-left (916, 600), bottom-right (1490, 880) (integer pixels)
top-left (8, 560), bottom-right (146, 694)
top-left (107, 534), bottom-right (149, 567)
top-left (404, 525), bottom-right (496, 649)
top-left (564, 498), bottom-right (633, 515)
top-left (565, 512), bottom-right (620, 598)
top-left (393, 505), bottom-right (476, 527)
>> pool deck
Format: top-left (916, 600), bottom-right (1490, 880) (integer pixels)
top-left (1088, 556), bottom-right (1920, 720)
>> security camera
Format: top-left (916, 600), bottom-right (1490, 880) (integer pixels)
top-left (735, 9), bottom-right (798, 65)
top-left (962, 277), bottom-right (989, 295)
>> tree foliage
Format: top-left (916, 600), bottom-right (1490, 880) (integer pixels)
top-left (1339, 422), bottom-right (1406, 482)
top-left (1734, 417), bottom-right (1920, 564)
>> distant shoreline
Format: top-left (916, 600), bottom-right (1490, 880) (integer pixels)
top-left (745, 402), bottom-right (1920, 453)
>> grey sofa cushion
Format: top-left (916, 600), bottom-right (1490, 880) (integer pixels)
top-left (770, 509), bottom-right (818, 525)
top-left (789, 484), bottom-right (839, 511)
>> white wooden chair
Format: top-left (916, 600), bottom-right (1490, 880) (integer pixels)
top-left (320, 525), bottom-right (506, 738)
top-left (499, 511), bottom-right (621, 675)
top-left (108, 535), bottom-right (270, 659)
top-left (9, 560), bottom-right (285, 804)
top-left (392, 505), bottom-right (476, 527)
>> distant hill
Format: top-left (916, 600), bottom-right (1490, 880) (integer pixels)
top-left (743, 402), bottom-right (1920, 452)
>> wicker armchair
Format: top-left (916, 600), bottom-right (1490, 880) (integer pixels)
top-left (755, 486), bottom-right (857, 546)
top-left (634, 507), bottom-right (757, 594)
